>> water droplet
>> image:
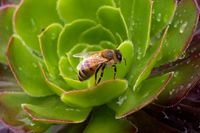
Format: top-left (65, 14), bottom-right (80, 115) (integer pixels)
top-left (162, 111), bottom-right (169, 119)
top-left (186, 60), bottom-right (191, 64)
top-left (173, 20), bottom-right (179, 28)
top-left (18, 67), bottom-right (22, 71)
top-left (179, 53), bottom-right (186, 59)
top-left (65, 108), bottom-right (80, 112)
top-left (117, 96), bottom-right (127, 106)
top-left (68, 66), bottom-right (73, 72)
top-left (32, 63), bottom-right (37, 68)
top-left (31, 18), bottom-right (36, 26)
top-left (177, 106), bottom-right (181, 110)
top-left (137, 48), bottom-right (142, 60)
top-left (179, 22), bottom-right (188, 34)
top-left (169, 89), bottom-right (175, 95)
top-left (51, 33), bottom-right (57, 40)
top-left (156, 32), bottom-right (161, 39)
top-left (5, 26), bottom-right (9, 31)
top-left (195, 64), bottom-right (199, 68)
top-left (187, 83), bottom-right (192, 88)
top-left (179, 85), bottom-right (184, 90)
top-left (156, 13), bottom-right (161, 22)
top-left (174, 72), bottom-right (179, 77)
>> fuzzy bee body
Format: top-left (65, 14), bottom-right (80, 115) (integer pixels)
top-left (74, 49), bottom-right (123, 84)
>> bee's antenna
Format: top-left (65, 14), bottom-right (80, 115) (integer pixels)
top-left (123, 58), bottom-right (126, 66)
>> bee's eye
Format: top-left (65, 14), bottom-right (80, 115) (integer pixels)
top-left (117, 54), bottom-right (122, 61)
top-left (107, 51), bottom-right (113, 58)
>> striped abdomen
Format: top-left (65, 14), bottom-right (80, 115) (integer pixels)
top-left (78, 60), bottom-right (98, 81)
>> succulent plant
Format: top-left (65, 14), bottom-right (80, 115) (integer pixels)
top-left (0, 0), bottom-right (199, 132)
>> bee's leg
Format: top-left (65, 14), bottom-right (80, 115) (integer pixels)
top-left (112, 65), bottom-right (117, 79)
top-left (95, 64), bottom-right (103, 85)
top-left (97, 64), bottom-right (106, 84)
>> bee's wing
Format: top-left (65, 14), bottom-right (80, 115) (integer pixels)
top-left (73, 51), bottom-right (99, 59)
top-left (77, 56), bottom-right (107, 70)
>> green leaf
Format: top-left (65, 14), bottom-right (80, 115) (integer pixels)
top-left (109, 73), bottom-right (173, 118)
top-left (151, 0), bottom-right (177, 37)
top-left (0, 5), bottom-right (15, 63)
top-left (84, 106), bottom-right (136, 133)
top-left (14, 0), bottom-right (62, 51)
top-left (100, 41), bottom-right (116, 49)
top-left (97, 6), bottom-right (129, 42)
top-left (79, 25), bottom-right (116, 44)
top-left (129, 27), bottom-right (168, 90)
top-left (6, 35), bottom-right (53, 97)
top-left (0, 92), bottom-right (51, 132)
top-left (156, 50), bottom-right (200, 106)
top-left (59, 56), bottom-right (88, 89)
top-left (61, 79), bottom-right (128, 108)
top-left (119, 0), bottom-right (153, 58)
top-left (40, 67), bottom-right (71, 96)
top-left (117, 41), bottom-right (134, 78)
top-left (57, 19), bottom-right (96, 57)
top-left (39, 23), bottom-right (63, 77)
top-left (57, 0), bottom-right (114, 22)
top-left (157, 0), bottom-right (198, 65)
top-left (22, 97), bottom-right (91, 124)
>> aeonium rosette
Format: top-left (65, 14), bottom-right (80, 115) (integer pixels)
top-left (0, 0), bottom-right (199, 132)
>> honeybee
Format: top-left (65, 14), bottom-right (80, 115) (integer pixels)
top-left (74, 49), bottom-right (123, 84)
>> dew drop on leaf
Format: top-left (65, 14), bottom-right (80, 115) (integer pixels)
top-left (179, 22), bottom-right (188, 34)
top-left (32, 63), bottom-right (37, 68)
top-left (18, 67), bottom-right (22, 71)
top-left (117, 96), bottom-right (127, 106)
top-left (156, 13), bottom-right (161, 22)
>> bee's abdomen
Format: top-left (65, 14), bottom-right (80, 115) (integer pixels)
top-left (78, 69), bottom-right (95, 81)
top-left (78, 63), bottom-right (96, 81)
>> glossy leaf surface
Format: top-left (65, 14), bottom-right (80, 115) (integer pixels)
top-left (61, 80), bottom-right (128, 108)
top-left (0, 5), bottom-right (15, 63)
top-left (7, 35), bottom-right (53, 96)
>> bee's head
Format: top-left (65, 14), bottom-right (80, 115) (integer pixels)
top-left (114, 50), bottom-right (122, 62)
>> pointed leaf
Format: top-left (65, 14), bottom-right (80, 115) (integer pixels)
top-left (84, 106), bottom-right (137, 133)
top-left (157, 0), bottom-right (199, 65)
top-left (57, 19), bottom-right (96, 57)
top-left (119, 0), bottom-right (153, 58)
top-left (39, 23), bottom-right (62, 77)
top-left (59, 56), bottom-right (88, 89)
top-left (7, 35), bottom-right (53, 96)
top-left (22, 98), bottom-right (91, 124)
top-left (151, 0), bottom-right (177, 37)
top-left (14, 0), bottom-right (62, 51)
top-left (156, 49), bottom-right (200, 106)
top-left (0, 92), bottom-right (51, 132)
top-left (128, 27), bottom-right (168, 90)
top-left (117, 41), bottom-right (134, 78)
top-left (41, 67), bottom-right (71, 96)
top-left (80, 25), bottom-right (116, 44)
top-left (57, 0), bottom-right (114, 22)
top-left (97, 6), bottom-right (129, 42)
top-left (61, 79), bottom-right (128, 108)
top-left (109, 73), bottom-right (173, 118)
top-left (0, 5), bottom-right (15, 63)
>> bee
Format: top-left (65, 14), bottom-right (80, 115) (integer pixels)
top-left (74, 49), bottom-right (124, 84)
